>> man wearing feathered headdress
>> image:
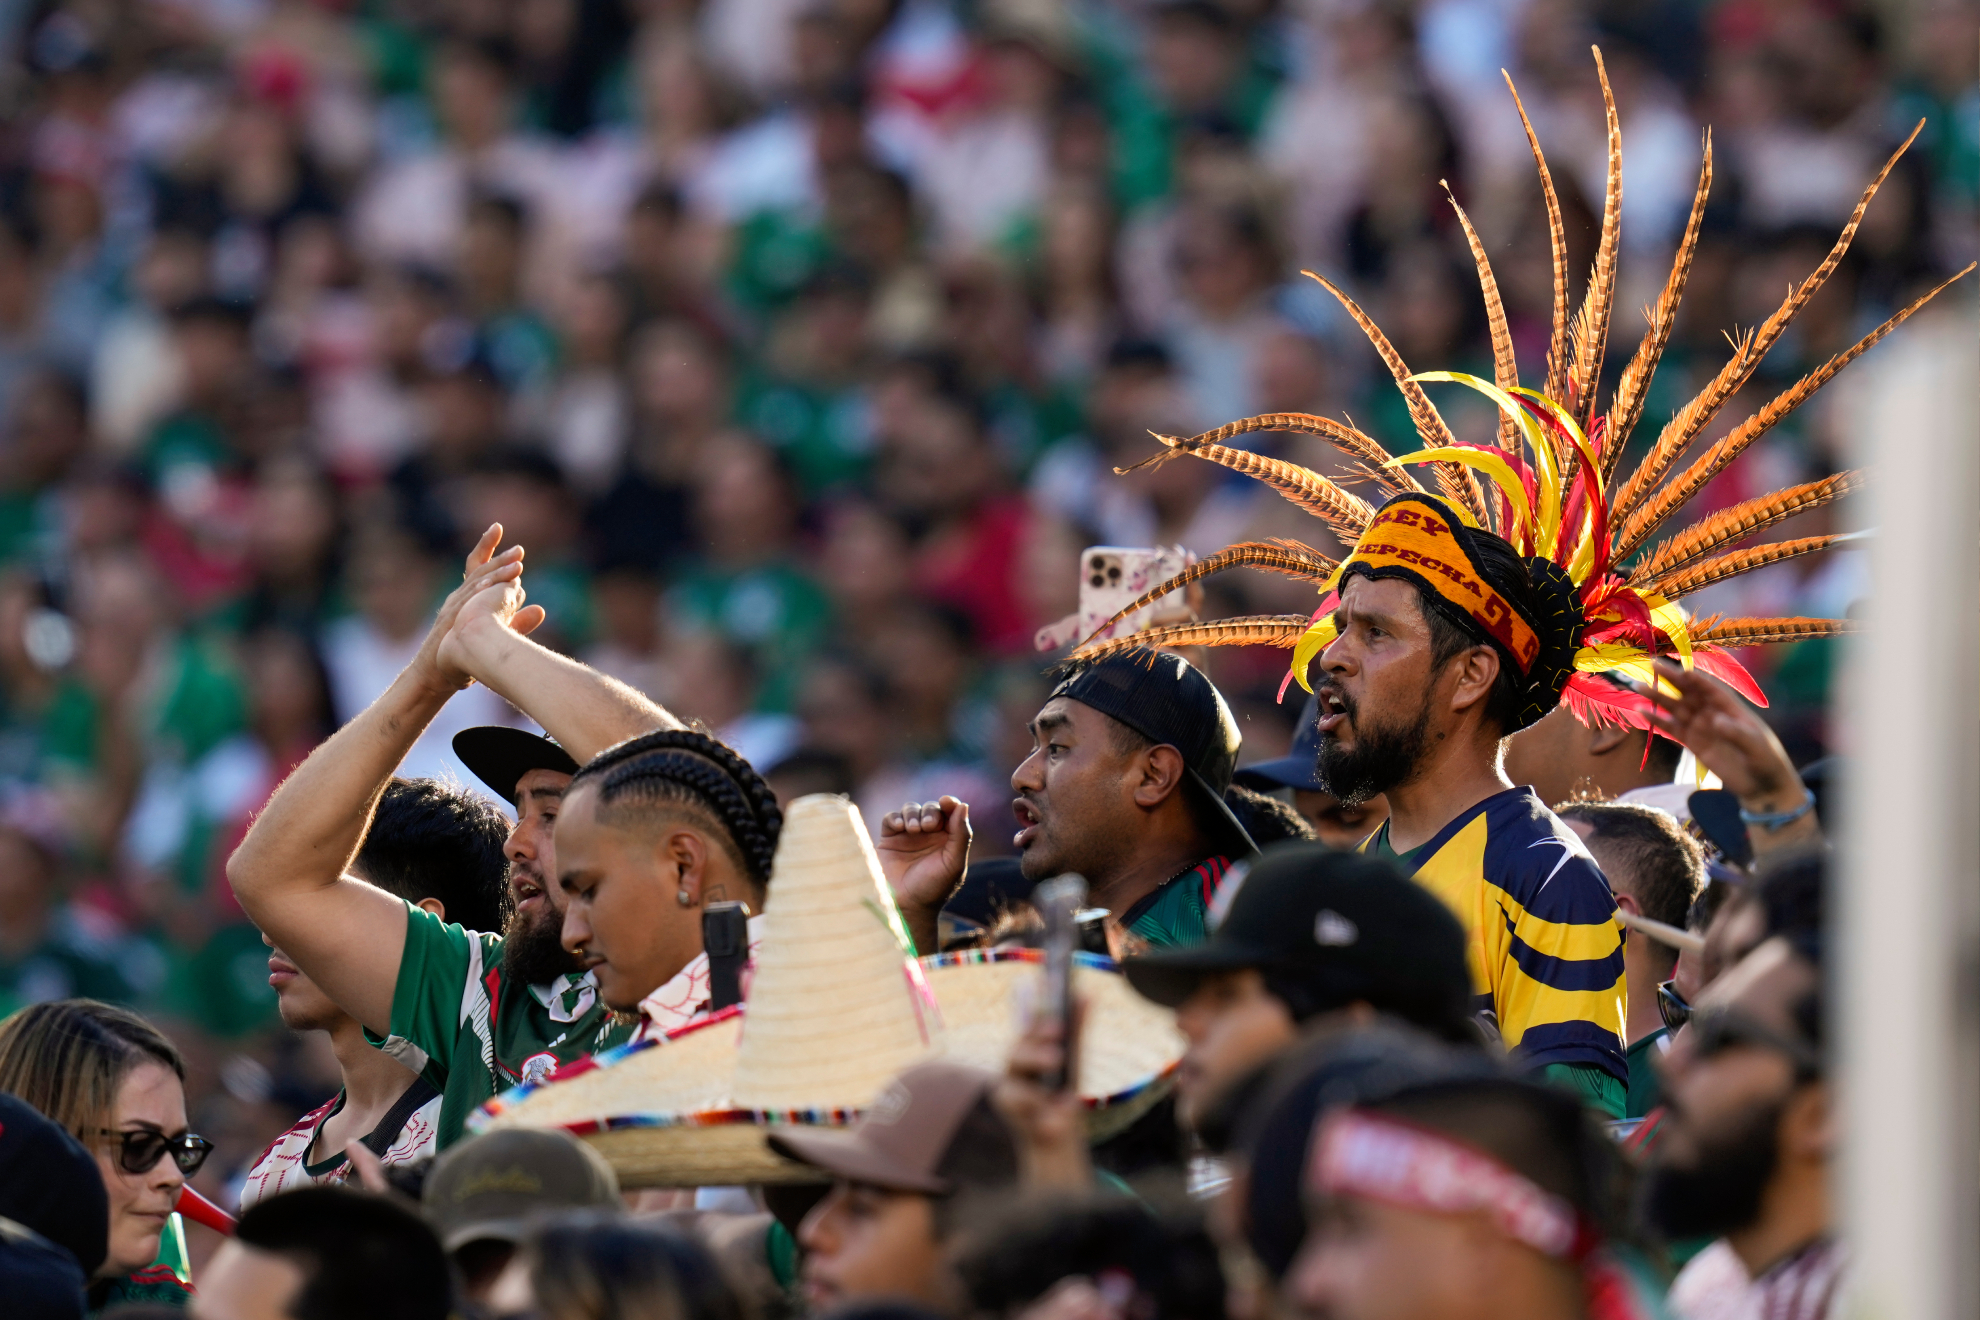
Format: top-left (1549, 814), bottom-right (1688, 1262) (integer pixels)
top-left (1303, 492), bottom-right (1632, 1115)
top-left (1069, 48), bottom-right (1970, 1118)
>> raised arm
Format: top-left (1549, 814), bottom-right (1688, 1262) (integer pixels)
top-left (226, 528), bottom-right (526, 1033)
top-left (437, 572), bottom-right (680, 761)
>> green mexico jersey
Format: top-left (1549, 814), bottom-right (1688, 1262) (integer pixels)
top-left (378, 903), bottom-right (634, 1147)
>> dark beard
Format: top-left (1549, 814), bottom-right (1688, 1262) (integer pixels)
top-left (503, 900), bottom-right (581, 987)
top-left (1314, 688), bottom-right (1432, 807)
top-left (1641, 1094), bottom-right (1785, 1240)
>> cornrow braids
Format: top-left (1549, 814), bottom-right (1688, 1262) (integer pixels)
top-left (571, 729), bottom-right (784, 886)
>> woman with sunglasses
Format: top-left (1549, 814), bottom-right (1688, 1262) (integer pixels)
top-left (0, 998), bottom-right (212, 1312)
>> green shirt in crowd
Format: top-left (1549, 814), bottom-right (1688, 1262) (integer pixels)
top-left (1627, 1027), bottom-right (1669, 1119)
top-left (376, 902), bottom-right (634, 1148)
top-left (1121, 856), bottom-right (1238, 948)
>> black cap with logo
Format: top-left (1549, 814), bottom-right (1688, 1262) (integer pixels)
top-left (1050, 650), bottom-right (1257, 857)
top-left (453, 727), bottom-right (580, 805)
top-left (1123, 841), bottom-right (1472, 1033)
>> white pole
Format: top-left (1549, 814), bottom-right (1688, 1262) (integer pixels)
top-left (1837, 296), bottom-right (1979, 1320)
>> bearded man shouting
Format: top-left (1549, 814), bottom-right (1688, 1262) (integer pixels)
top-left (1311, 497), bottom-right (1628, 1116)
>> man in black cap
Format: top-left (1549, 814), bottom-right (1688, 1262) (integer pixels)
top-left (1124, 842), bottom-right (1475, 1135)
top-left (1233, 693), bottom-right (1391, 848)
top-left (886, 649), bottom-right (1257, 954)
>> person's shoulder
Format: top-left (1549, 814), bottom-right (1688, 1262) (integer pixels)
top-left (1479, 790), bottom-right (1616, 916)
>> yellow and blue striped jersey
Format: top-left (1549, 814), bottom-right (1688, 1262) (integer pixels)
top-left (1368, 787), bottom-right (1627, 1082)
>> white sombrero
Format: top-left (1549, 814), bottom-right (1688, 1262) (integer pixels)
top-left (473, 794), bottom-right (1183, 1187)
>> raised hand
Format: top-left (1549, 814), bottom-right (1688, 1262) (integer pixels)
top-left (436, 545), bottom-right (548, 685)
top-left (410, 525), bottom-right (529, 693)
top-left (876, 796), bottom-right (972, 954)
top-left (1643, 661), bottom-right (1819, 853)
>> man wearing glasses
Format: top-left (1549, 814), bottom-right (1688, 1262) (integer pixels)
top-left (1643, 850), bottom-right (1840, 1320)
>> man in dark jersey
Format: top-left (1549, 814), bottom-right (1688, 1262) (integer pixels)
top-left (888, 649), bottom-right (1257, 956)
top-left (229, 527), bottom-right (682, 1146)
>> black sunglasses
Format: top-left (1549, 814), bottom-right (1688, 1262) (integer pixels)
top-left (1683, 1008), bottom-right (1823, 1081)
top-left (1656, 979), bottom-right (1691, 1035)
top-left (97, 1128), bottom-right (214, 1176)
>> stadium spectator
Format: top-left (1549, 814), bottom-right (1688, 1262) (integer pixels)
top-left (195, 1185), bottom-right (452, 1320)
top-left (240, 777), bottom-right (510, 1204)
top-left (0, 999), bottom-right (210, 1311)
top-left (1555, 801), bottom-right (1708, 1118)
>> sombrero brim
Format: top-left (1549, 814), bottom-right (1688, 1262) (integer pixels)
top-left (474, 951), bottom-right (1183, 1187)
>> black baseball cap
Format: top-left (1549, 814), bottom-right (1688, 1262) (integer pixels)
top-left (1050, 650), bottom-right (1256, 857)
top-left (1123, 841), bottom-right (1471, 1032)
top-left (1232, 693), bottom-right (1324, 793)
top-left (453, 727), bottom-right (579, 805)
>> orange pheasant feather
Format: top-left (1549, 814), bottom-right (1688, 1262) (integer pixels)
top-left (1080, 540), bottom-right (1339, 649)
top-left (1069, 615), bottom-right (1313, 663)
top-left (1602, 134), bottom-right (1712, 479)
top-left (1119, 434), bottom-right (1375, 542)
top-left (1302, 270), bottom-right (1491, 525)
top-left (1445, 183), bottom-right (1520, 459)
top-left (1614, 265), bottom-right (1971, 559)
top-left (1687, 617), bottom-right (1858, 648)
top-left (1612, 121), bottom-right (1928, 524)
top-left (1505, 71), bottom-right (1571, 407)
top-left (1641, 536), bottom-right (1842, 600)
top-left (1567, 47), bottom-right (1623, 439)
top-left (1632, 471), bottom-right (1863, 582)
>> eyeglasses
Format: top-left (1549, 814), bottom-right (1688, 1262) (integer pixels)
top-left (1655, 979), bottom-right (1691, 1035)
top-left (1683, 1008), bottom-right (1823, 1081)
top-left (96, 1128), bottom-right (214, 1177)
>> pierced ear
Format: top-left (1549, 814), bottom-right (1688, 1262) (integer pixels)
top-left (662, 829), bottom-right (707, 904)
top-left (416, 897), bottom-right (447, 920)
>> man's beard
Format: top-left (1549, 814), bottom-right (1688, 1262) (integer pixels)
top-left (1641, 1094), bottom-right (1785, 1241)
top-left (502, 886), bottom-right (581, 987)
top-left (1314, 687), bottom-right (1432, 807)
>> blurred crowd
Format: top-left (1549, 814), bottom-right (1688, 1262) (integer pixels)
top-left (0, 0), bottom-right (1970, 1270)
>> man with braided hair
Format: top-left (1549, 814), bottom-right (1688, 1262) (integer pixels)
top-left (230, 526), bottom-right (699, 1146)
top-left (553, 727), bottom-right (784, 1031)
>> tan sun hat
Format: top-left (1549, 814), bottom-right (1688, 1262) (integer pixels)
top-left (473, 794), bottom-right (1183, 1187)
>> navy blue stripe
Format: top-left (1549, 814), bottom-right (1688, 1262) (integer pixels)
top-left (1499, 903), bottom-right (1626, 992)
top-left (1514, 1020), bottom-right (1627, 1081)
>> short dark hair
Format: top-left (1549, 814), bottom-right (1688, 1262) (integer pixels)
top-left (352, 779), bottom-right (512, 933)
top-left (1751, 847), bottom-right (1825, 973)
top-left (1223, 783), bottom-right (1316, 848)
top-left (235, 1185), bottom-right (452, 1320)
top-left (1552, 801), bottom-right (1704, 932)
top-left (955, 1194), bottom-right (1225, 1320)
top-left (529, 1211), bottom-right (743, 1320)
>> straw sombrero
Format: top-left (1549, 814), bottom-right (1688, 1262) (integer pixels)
top-left (472, 794), bottom-right (1184, 1187)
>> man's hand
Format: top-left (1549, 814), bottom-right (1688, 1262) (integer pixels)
top-left (993, 997), bottom-right (1091, 1191)
top-left (409, 525), bottom-right (528, 695)
top-left (436, 550), bottom-right (548, 686)
top-left (1644, 662), bottom-right (1820, 854)
top-left (876, 797), bottom-right (971, 955)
